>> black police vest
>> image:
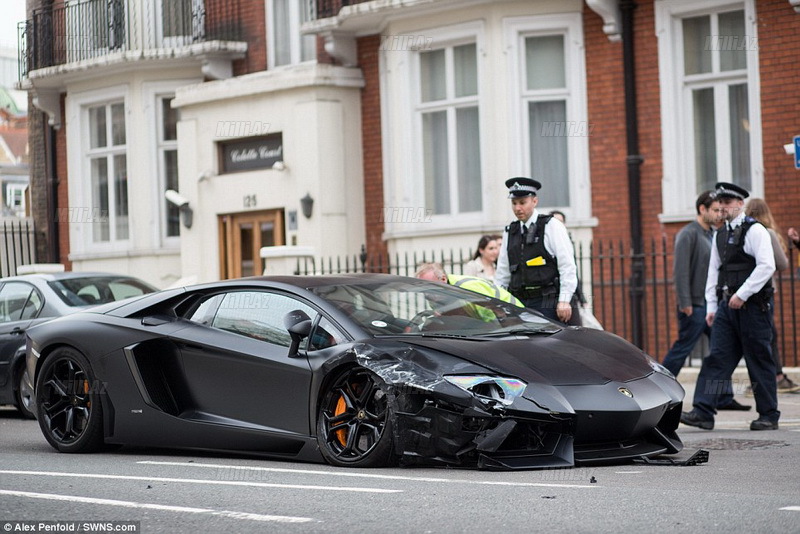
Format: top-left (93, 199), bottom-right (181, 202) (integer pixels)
top-left (715, 217), bottom-right (772, 295)
top-left (506, 215), bottom-right (559, 295)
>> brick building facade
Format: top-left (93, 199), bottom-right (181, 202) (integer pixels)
top-left (19, 0), bottom-right (800, 355)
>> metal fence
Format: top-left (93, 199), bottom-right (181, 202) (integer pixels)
top-left (18, 0), bottom-right (244, 79)
top-left (0, 219), bottom-right (37, 278)
top-left (295, 240), bottom-right (800, 368)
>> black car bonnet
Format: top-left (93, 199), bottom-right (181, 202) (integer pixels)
top-left (399, 327), bottom-right (654, 386)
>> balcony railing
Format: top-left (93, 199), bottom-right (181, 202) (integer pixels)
top-left (18, 0), bottom-right (243, 80)
top-left (314, 0), bottom-right (367, 19)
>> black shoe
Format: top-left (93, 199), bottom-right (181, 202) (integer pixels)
top-left (680, 410), bottom-right (714, 430)
top-left (750, 417), bottom-right (779, 431)
top-left (717, 399), bottom-right (752, 411)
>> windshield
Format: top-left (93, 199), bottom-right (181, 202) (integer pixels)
top-left (310, 278), bottom-right (559, 337)
top-left (48, 277), bottom-right (157, 307)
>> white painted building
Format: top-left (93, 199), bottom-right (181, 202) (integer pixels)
top-left (171, 63), bottom-right (366, 282)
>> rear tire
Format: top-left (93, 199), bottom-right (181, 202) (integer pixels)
top-left (36, 347), bottom-right (105, 453)
top-left (317, 368), bottom-right (396, 467)
top-left (14, 365), bottom-right (35, 419)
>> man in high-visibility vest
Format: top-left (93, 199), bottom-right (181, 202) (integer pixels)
top-left (415, 262), bottom-right (524, 308)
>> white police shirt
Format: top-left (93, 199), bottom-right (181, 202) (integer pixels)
top-left (495, 208), bottom-right (578, 304)
top-left (704, 212), bottom-right (776, 314)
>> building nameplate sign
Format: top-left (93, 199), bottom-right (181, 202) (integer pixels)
top-left (219, 134), bottom-right (283, 173)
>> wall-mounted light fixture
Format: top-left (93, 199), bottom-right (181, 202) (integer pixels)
top-left (272, 160), bottom-right (286, 171)
top-left (165, 189), bottom-right (194, 229)
top-left (300, 193), bottom-right (314, 219)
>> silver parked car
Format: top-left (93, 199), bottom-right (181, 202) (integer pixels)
top-left (0, 272), bottom-right (156, 418)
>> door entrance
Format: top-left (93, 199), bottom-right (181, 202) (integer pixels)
top-left (219, 210), bottom-right (284, 279)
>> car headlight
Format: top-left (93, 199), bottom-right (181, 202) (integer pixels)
top-left (444, 375), bottom-right (527, 406)
top-left (645, 355), bottom-right (674, 378)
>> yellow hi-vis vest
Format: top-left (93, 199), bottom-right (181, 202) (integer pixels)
top-left (447, 274), bottom-right (524, 308)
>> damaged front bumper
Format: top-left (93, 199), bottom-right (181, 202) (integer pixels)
top-left (388, 380), bottom-right (683, 470)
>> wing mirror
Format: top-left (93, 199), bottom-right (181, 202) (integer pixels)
top-left (284, 309), bottom-right (312, 357)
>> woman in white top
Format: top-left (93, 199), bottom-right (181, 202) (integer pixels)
top-left (463, 234), bottom-right (502, 282)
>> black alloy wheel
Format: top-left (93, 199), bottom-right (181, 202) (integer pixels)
top-left (36, 347), bottom-right (104, 453)
top-left (317, 368), bottom-right (395, 467)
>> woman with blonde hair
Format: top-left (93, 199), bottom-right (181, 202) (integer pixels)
top-left (745, 198), bottom-right (799, 393)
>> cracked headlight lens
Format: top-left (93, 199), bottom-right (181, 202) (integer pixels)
top-left (444, 375), bottom-right (527, 406)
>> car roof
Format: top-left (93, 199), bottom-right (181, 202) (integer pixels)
top-left (235, 273), bottom-right (411, 288)
top-left (0, 272), bottom-right (146, 283)
top-left (103, 274), bottom-right (421, 318)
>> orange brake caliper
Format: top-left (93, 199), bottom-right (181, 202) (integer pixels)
top-left (334, 395), bottom-right (347, 446)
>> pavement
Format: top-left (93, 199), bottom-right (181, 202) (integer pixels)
top-left (675, 366), bottom-right (800, 430)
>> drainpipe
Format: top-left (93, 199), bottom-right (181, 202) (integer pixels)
top-left (621, 0), bottom-right (644, 348)
top-left (45, 121), bottom-right (59, 263)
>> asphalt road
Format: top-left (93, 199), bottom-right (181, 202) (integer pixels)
top-left (1, 391), bottom-right (799, 534)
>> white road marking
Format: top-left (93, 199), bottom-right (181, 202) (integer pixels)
top-left (0, 470), bottom-right (401, 494)
top-left (780, 506), bottom-right (800, 512)
top-left (0, 489), bottom-right (313, 523)
top-left (137, 461), bottom-right (598, 488)
top-left (614, 471), bottom-right (643, 474)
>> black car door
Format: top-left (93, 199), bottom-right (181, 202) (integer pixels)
top-left (173, 290), bottom-right (317, 435)
top-left (0, 282), bottom-right (42, 400)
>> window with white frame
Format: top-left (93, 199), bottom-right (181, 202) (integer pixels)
top-left (417, 41), bottom-right (481, 215)
top-left (158, 96), bottom-right (180, 238)
top-left (87, 101), bottom-right (128, 243)
top-left (268, 0), bottom-right (316, 67)
top-left (506, 14), bottom-right (590, 218)
top-left (683, 9), bottom-right (750, 191)
top-left (656, 0), bottom-right (761, 217)
top-left (523, 34), bottom-right (570, 207)
top-left (5, 184), bottom-right (27, 216)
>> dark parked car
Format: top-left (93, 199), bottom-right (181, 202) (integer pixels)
top-left (0, 272), bottom-right (156, 417)
top-left (25, 274), bottom-right (684, 469)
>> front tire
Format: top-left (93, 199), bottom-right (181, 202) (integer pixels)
top-left (317, 368), bottom-right (396, 467)
top-left (36, 347), bottom-right (105, 453)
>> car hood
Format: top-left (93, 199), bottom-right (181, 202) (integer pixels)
top-left (400, 327), bottom-right (654, 386)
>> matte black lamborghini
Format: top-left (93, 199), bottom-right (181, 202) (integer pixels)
top-left (25, 274), bottom-right (684, 469)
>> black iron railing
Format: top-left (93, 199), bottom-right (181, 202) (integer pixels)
top-left (0, 219), bottom-right (37, 277)
top-left (295, 239), bottom-right (800, 368)
top-left (18, 0), bottom-right (243, 79)
top-left (314, 0), bottom-right (366, 19)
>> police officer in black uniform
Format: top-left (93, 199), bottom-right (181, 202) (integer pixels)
top-left (681, 182), bottom-right (779, 431)
top-left (495, 177), bottom-right (577, 323)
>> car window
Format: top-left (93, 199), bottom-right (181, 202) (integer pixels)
top-left (76, 285), bottom-right (101, 304)
top-left (309, 316), bottom-right (347, 351)
top-left (20, 289), bottom-right (43, 320)
top-left (211, 291), bottom-right (318, 348)
top-left (187, 294), bottom-right (225, 325)
top-left (48, 277), bottom-right (156, 306)
top-left (0, 282), bottom-right (41, 322)
top-left (109, 280), bottom-right (151, 300)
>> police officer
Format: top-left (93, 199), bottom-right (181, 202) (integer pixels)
top-left (681, 182), bottom-right (779, 431)
top-left (495, 177), bottom-right (577, 323)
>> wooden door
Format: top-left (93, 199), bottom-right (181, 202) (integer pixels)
top-left (219, 210), bottom-right (284, 279)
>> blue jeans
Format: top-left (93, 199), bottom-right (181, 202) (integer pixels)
top-left (662, 305), bottom-right (709, 376)
top-left (692, 298), bottom-right (779, 421)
